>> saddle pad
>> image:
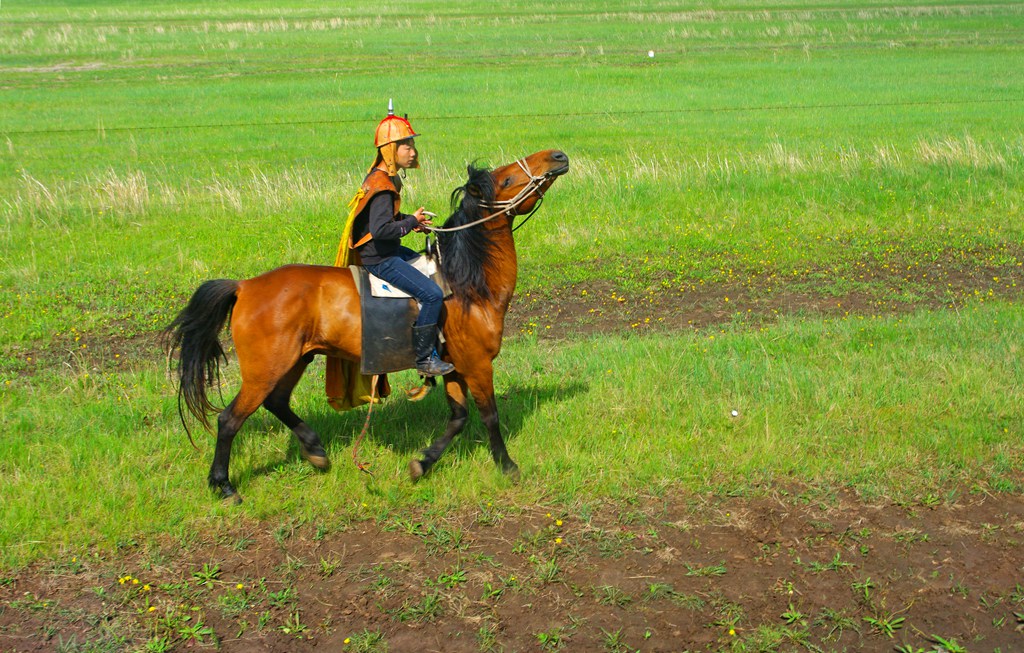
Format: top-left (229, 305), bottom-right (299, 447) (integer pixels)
top-left (348, 255), bottom-right (450, 299)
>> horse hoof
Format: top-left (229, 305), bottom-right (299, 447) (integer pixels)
top-left (303, 452), bottom-right (331, 471)
top-left (214, 487), bottom-right (242, 505)
top-left (409, 459), bottom-right (425, 482)
top-left (211, 480), bottom-right (242, 504)
top-left (503, 464), bottom-right (521, 483)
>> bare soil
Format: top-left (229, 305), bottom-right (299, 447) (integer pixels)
top-left (507, 250), bottom-right (1024, 341)
top-left (2, 490), bottom-right (1023, 652)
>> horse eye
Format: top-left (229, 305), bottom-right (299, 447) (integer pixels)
top-left (502, 176), bottom-right (513, 188)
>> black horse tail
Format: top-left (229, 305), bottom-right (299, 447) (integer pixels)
top-left (163, 279), bottom-right (239, 436)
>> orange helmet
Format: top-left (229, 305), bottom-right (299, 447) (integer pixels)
top-left (372, 99), bottom-right (419, 175)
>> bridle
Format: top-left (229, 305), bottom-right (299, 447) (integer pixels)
top-left (423, 157), bottom-right (563, 234)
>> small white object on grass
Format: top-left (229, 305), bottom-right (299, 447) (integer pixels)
top-left (648, 50), bottom-right (655, 58)
top-left (730, 410), bottom-right (739, 417)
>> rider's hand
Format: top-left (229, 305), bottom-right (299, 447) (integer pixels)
top-left (413, 207), bottom-right (433, 232)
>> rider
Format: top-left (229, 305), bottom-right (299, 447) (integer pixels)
top-left (348, 102), bottom-right (455, 377)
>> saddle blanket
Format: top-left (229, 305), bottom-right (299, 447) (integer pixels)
top-left (351, 255), bottom-right (449, 299)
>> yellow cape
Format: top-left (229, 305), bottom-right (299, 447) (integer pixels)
top-left (325, 188), bottom-right (377, 411)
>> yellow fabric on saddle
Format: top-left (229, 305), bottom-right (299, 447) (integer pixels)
top-left (325, 188), bottom-right (374, 412)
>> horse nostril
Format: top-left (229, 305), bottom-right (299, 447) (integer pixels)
top-left (552, 151), bottom-right (568, 163)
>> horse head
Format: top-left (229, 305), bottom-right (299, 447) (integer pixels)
top-left (490, 149), bottom-right (570, 216)
top-left (448, 149), bottom-right (570, 223)
top-left (440, 150), bottom-right (568, 305)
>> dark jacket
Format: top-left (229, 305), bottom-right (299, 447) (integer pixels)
top-left (351, 170), bottom-right (418, 265)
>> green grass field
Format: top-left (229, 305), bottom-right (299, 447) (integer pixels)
top-left (2, 0), bottom-right (1023, 568)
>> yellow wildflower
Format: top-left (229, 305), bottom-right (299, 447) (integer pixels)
top-left (236, 583), bottom-right (244, 590)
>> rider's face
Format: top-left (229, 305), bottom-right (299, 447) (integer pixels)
top-left (394, 139), bottom-right (417, 169)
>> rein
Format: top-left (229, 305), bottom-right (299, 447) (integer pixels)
top-left (511, 195), bottom-right (543, 234)
top-left (352, 374), bottom-right (380, 475)
top-left (423, 158), bottom-right (555, 234)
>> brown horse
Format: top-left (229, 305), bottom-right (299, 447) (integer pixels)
top-left (164, 149), bottom-right (569, 501)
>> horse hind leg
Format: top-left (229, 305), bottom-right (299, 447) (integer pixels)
top-left (262, 354), bottom-right (330, 471)
top-left (210, 386), bottom-right (267, 503)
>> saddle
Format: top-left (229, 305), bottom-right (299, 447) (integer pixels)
top-left (350, 254), bottom-right (450, 375)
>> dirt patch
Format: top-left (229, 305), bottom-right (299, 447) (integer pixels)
top-left (2, 488), bottom-right (1023, 651)
top-left (509, 252), bottom-right (1023, 340)
top-left (3, 329), bottom-right (164, 380)
top-left (5, 62), bottom-right (106, 74)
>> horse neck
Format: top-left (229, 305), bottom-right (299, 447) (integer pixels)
top-left (484, 222), bottom-right (518, 311)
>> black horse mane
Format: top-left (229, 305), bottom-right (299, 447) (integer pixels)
top-left (438, 164), bottom-right (498, 304)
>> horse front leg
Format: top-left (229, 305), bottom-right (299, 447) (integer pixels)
top-left (409, 375), bottom-right (468, 481)
top-left (464, 360), bottom-right (520, 479)
top-left (474, 393), bottom-right (518, 479)
top-left (463, 364), bottom-right (518, 477)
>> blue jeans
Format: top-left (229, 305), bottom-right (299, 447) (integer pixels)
top-left (364, 246), bottom-right (444, 327)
